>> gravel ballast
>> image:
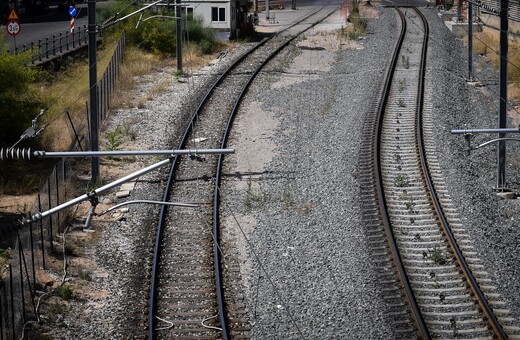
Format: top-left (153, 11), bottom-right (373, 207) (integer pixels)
top-left (43, 2), bottom-right (520, 339)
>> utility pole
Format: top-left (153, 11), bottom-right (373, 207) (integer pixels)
top-left (292, 0), bottom-right (296, 10)
top-left (176, 0), bottom-right (182, 72)
top-left (498, 0), bottom-right (509, 190)
top-left (266, 0), bottom-right (269, 20)
top-left (88, 0), bottom-right (99, 182)
top-left (468, 0), bottom-right (473, 81)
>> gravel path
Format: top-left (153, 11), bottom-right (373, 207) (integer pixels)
top-left (222, 6), bottom-right (399, 339)
top-left (46, 2), bottom-right (520, 339)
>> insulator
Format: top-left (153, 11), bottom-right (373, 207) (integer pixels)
top-left (0, 148), bottom-right (32, 160)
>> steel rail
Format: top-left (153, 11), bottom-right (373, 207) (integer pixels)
top-left (212, 7), bottom-right (337, 340)
top-left (374, 7), bottom-right (430, 339)
top-left (413, 7), bottom-right (508, 339)
top-left (148, 6), bottom-right (329, 339)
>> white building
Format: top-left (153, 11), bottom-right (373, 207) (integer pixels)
top-left (182, 0), bottom-right (250, 39)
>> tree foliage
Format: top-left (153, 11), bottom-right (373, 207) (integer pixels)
top-left (0, 40), bottom-right (42, 147)
top-left (98, 1), bottom-right (218, 55)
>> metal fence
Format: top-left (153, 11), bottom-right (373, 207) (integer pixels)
top-left (9, 25), bottom-right (89, 65)
top-left (1, 159), bottom-right (66, 340)
top-left (0, 32), bottom-right (126, 339)
top-left (97, 32), bottom-right (126, 123)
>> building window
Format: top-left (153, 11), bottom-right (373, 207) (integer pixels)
top-left (184, 7), bottom-right (193, 20)
top-left (211, 7), bottom-right (226, 22)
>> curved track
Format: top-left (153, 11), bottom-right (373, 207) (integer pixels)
top-left (148, 7), bottom-right (337, 339)
top-left (365, 6), bottom-right (518, 339)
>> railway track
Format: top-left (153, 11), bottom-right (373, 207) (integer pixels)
top-left (148, 6), bottom-right (337, 339)
top-left (360, 6), bottom-right (520, 339)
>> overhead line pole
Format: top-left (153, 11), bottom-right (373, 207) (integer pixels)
top-left (176, 0), bottom-right (182, 72)
top-left (498, 0), bottom-right (508, 190)
top-left (88, 0), bottom-right (99, 182)
top-left (468, 0), bottom-right (474, 81)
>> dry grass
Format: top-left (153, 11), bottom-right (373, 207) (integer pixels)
top-left (470, 15), bottom-right (520, 102)
top-left (37, 35), bottom-right (124, 151)
top-left (37, 34), bottom-right (225, 150)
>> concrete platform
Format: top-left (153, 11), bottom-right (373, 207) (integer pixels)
top-left (445, 20), bottom-right (482, 38)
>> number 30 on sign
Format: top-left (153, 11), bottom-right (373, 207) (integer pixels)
top-left (7, 21), bottom-right (21, 36)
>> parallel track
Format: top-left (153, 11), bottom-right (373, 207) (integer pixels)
top-left (366, 6), bottom-right (518, 339)
top-left (148, 6), bottom-right (336, 339)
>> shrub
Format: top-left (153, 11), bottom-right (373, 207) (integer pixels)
top-left (0, 39), bottom-right (43, 146)
top-left (99, 2), bottom-right (217, 55)
top-left (184, 16), bottom-right (217, 54)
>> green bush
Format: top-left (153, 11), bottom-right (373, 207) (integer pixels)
top-left (98, 2), bottom-right (217, 55)
top-left (0, 39), bottom-right (43, 146)
top-left (184, 16), bottom-right (217, 54)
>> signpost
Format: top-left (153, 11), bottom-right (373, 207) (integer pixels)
top-left (69, 6), bottom-right (77, 32)
top-left (6, 9), bottom-right (21, 49)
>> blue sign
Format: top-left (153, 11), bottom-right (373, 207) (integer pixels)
top-left (68, 6), bottom-right (77, 17)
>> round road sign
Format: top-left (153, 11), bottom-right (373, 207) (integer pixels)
top-left (6, 21), bottom-right (21, 36)
top-left (68, 6), bottom-right (77, 17)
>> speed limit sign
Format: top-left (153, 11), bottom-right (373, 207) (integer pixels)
top-left (7, 21), bottom-right (21, 36)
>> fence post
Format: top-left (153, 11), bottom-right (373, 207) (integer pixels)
top-left (9, 265), bottom-right (15, 340)
top-left (84, 25), bottom-right (88, 45)
top-left (17, 237), bottom-right (26, 325)
top-left (52, 35), bottom-right (56, 57)
top-left (38, 40), bottom-right (42, 62)
top-left (19, 240), bottom-right (37, 317)
top-left (45, 37), bottom-right (49, 60)
top-left (28, 216), bottom-right (36, 292)
top-left (55, 165), bottom-right (60, 226)
top-left (72, 29), bottom-right (76, 49)
top-left (47, 179), bottom-right (53, 253)
top-left (37, 194), bottom-right (46, 270)
top-left (30, 42), bottom-right (34, 64)
top-left (0, 286), bottom-right (3, 340)
top-left (59, 33), bottom-right (63, 54)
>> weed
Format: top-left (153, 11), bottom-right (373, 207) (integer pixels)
top-left (55, 284), bottom-right (74, 301)
top-left (398, 98), bottom-right (406, 107)
top-left (46, 301), bottom-right (67, 323)
top-left (394, 173), bottom-right (408, 187)
top-left (244, 177), bottom-right (264, 209)
top-left (406, 201), bottom-right (416, 212)
top-left (79, 270), bottom-right (93, 282)
top-left (87, 179), bottom-right (105, 192)
top-left (121, 119), bottom-right (138, 141)
top-left (430, 247), bottom-right (448, 265)
top-left (104, 128), bottom-right (124, 150)
top-left (401, 55), bottom-right (410, 69)
top-left (281, 189), bottom-right (294, 209)
top-left (398, 79), bottom-right (406, 92)
top-left (174, 69), bottom-right (184, 77)
top-left (342, 1), bottom-right (368, 40)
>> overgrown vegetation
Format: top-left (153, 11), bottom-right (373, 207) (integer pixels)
top-left (343, 1), bottom-right (368, 40)
top-left (429, 247), bottom-right (448, 265)
top-left (0, 37), bottom-right (43, 147)
top-left (470, 15), bottom-right (520, 102)
top-left (0, 1), bottom-right (224, 196)
top-left (98, 2), bottom-right (218, 56)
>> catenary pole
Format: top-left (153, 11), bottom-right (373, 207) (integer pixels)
top-left (498, 0), bottom-right (508, 189)
top-left (468, 0), bottom-right (474, 81)
top-left (176, 0), bottom-right (182, 72)
top-left (88, 0), bottom-right (99, 181)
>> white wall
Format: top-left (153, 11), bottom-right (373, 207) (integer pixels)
top-left (183, 0), bottom-right (232, 30)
